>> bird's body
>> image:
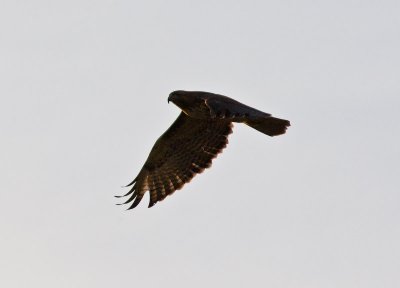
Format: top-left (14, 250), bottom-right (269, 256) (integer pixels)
top-left (118, 91), bottom-right (290, 209)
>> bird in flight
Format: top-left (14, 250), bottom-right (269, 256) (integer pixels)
top-left (117, 90), bottom-right (290, 209)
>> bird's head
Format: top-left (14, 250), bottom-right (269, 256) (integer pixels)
top-left (168, 90), bottom-right (202, 112)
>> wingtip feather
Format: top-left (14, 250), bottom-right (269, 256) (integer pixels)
top-left (124, 176), bottom-right (138, 188)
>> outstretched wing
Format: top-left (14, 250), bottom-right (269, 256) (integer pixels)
top-left (118, 112), bottom-right (233, 209)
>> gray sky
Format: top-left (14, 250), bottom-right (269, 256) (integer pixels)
top-left (1, 0), bottom-right (399, 287)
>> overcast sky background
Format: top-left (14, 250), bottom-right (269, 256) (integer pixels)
top-left (1, 1), bottom-right (399, 287)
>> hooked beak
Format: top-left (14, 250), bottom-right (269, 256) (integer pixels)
top-left (167, 93), bottom-right (176, 104)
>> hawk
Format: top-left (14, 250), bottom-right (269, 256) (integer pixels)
top-left (117, 90), bottom-right (290, 209)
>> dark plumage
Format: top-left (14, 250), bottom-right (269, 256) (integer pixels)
top-left (117, 90), bottom-right (290, 209)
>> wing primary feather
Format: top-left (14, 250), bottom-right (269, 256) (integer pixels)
top-left (127, 194), bottom-right (145, 210)
top-left (148, 189), bottom-right (158, 208)
top-left (117, 189), bottom-right (139, 205)
top-left (156, 174), bottom-right (167, 201)
top-left (115, 183), bottom-right (137, 198)
top-left (123, 176), bottom-right (138, 187)
top-left (148, 177), bottom-right (158, 208)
